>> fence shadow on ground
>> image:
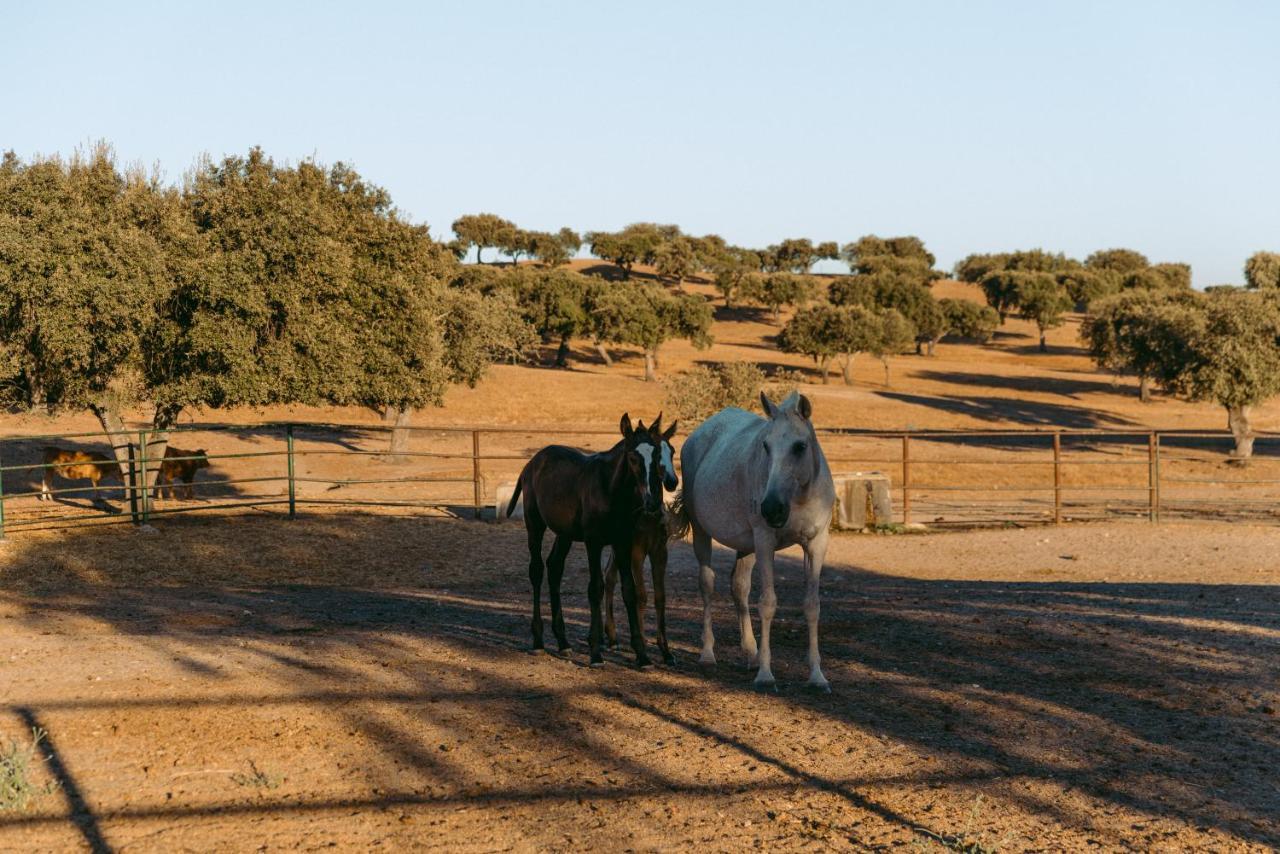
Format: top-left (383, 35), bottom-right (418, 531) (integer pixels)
top-left (0, 512), bottom-right (1275, 849)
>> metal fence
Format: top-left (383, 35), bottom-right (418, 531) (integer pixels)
top-left (2, 422), bottom-right (1279, 536)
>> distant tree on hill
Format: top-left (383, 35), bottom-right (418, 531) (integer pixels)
top-left (978, 270), bottom-right (1022, 323)
top-left (584, 283), bottom-right (712, 380)
top-left (1244, 251), bottom-right (1280, 289)
top-left (1123, 262), bottom-right (1192, 291)
top-left (842, 235), bottom-right (936, 275)
top-left (872, 308), bottom-right (916, 387)
top-left (1058, 266), bottom-right (1119, 310)
top-left (1085, 248), bottom-right (1149, 275)
top-left (654, 235), bottom-right (699, 285)
top-left (710, 247), bottom-right (761, 307)
top-left (741, 272), bottom-right (819, 323)
top-left (778, 305), bottom-right (842, 383)
top-left (1081, 290), bottom-right (1198, 402)
top-left (1162, 291), bottom-right (1280, 460)
top-left (1014, 273), bottom-right (1072, 352)
top-left (939, 299), bottom-right (1000, 343)
top-left (769, 238), bottom-right (837, 273)
top-left (585, 223), bottom-right (674, 278)
top-left (452, 213), bottom-right (516, 263)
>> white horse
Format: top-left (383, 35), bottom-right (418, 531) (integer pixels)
top-left (674, 391), bottom-right (836, 689)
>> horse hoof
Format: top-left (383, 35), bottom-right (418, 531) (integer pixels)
top-left (808, 681), bottom-right (832, 694)
top-left (753, 674), bottom-right (777, 692)
top-left (637, 661), bottom-right (655, 672)
top-left (697, 651), bottom-right (716, 667)
top-left (589, 659), bottom-right (605, 669)
top-left (662, 655), bottom-right (677, 667)
top-left (529, 646), bottom-right (547, 656)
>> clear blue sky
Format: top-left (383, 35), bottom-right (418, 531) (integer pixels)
top-left (5, 1), bottom-right (1278, 285)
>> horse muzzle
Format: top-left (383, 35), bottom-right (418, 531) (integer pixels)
top-left (761, 494), bottom-right (789, 528)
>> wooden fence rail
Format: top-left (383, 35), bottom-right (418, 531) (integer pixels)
top-left (1, 423), bottom-right (1278, 536)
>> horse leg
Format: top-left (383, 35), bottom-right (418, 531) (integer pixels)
top-left (40, 468), bottom-right (51, 501)
top-left (694, 527), bottom-right (716, 665)
top-left (585, 541), bottom-right (606, 666)
top-left (546, 535), bottom-right (573, 654)
top-left (525, 511), bottom-right (547, 651)
top-left (652, 541), bottom-right (675, 666)
top-left (617, 540), bottom-right (651, 669)
top-left (603, 549), bottom-right (619, 649)
top-left (731, 551), bottom-right (758, 668)
top-left (752, 529), bottom-right (778, 689)
top-left (804, 531), bottom-right (831, 691)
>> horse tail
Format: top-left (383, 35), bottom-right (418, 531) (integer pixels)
top-left (665, 489), bottom-right (691, 540)
top-left (505, 475), bottom-right (524, 518)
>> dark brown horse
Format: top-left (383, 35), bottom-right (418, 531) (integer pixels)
top-left (506, 414), bottom-right (666, 667)
top-left (604, 417), bottom-right (679, 665)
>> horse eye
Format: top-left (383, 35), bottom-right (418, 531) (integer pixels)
top-left (792, 441), bottom-right (807, 456)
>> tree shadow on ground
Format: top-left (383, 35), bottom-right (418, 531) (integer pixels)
top-left (0, 513), bottom-right (1275, 849)
top-left (912, 371), bottom-right (1131, 400)
top-left (875, 391), bottom-right (1135, 430)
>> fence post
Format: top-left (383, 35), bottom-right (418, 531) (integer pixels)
top-left (0, 450), bottom-right (6, 541)
top-left (1149, 432), bottom-right (1160, 523)
top-left (901, 434), bottom-right (911, 525)
top-left (126, 441), bottom-right (140, 523)
top-left (286, 424), bottom-right (297, 520)
top-left (472, 430), bottom-right (483, 520)
top-left (1052, 432), bottom-right (1062, 524)
top-left (138, 430), bottom-right (149, 524)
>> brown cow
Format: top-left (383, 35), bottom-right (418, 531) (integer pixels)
top-left (157, 446), bottom-right (210, 500)
top-left (40, 447), bottom-right (118, 501)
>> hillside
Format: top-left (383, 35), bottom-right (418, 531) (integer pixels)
top-left (1, 264), bottom-right (1269, 438)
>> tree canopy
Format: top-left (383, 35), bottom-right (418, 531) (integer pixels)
top-left (1244, 251), bottom-right (1280, 289)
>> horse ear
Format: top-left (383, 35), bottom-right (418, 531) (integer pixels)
top-left (797, 394), bottom-right (812, 420)
top-left (635, 419), bottom-right (647, 434)
top-left (760, 392), bottom-right (779, 419)
top-left (663, 419), bottom-right (678, 441)
top-left (619, 413), bottom-right (634, 439)
top-left (651, 411), bottom-right (663, 435)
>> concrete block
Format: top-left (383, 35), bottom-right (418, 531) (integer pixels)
top-left (832, 472), bottom-right (894, 530)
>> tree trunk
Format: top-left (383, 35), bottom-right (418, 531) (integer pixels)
top-left (143, 406), bottom-right (182, 496)
top-left (841, 355), bottom-right (854, 385)
top-left (915, 341), bottom-right (923, 356)
top-left (772, 305), bottom-right (781, 324)
top-left (1138, 374), bottom-right (1152, 402)
top-left (1228, 404), bottom-right (1255, 461)
top-left (595, 343), bottom-right (613, 366)
top-left (555, 335), bottom-right (570, 368)
top-left (1038, 330), bottom-right (1047, 353)
top-left (882, 357), bottom-right (892, 387)
top-left (384, 406), bottom-right (414, 458)
top-left (643, 350), bottom-right (657, 382)
top-left (927, 338), bottom-right (939, 356)
top-left (818, 357), bottom-right (831, 384)
top-left (91, 404), bottom-right (138, 516)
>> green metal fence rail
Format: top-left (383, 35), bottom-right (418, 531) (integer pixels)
top-left (0, 422), bottom-right (1278, 538)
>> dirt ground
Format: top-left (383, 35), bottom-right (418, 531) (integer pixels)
top-left (0, 514), bottom-right (1277, 851)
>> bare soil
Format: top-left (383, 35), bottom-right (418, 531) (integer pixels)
top-left (0, 515), bottom-right (1277, 851)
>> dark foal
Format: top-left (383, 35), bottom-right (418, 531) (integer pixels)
top-left (507, 414), bottom-right (666, 667)
top-left (604, 417), bottom-right (679, 665)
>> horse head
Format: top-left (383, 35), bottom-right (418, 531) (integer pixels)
top-left (649, 412), bottom-right (679, 493)
top-left (757, 391), bottom-right (818, 528)
top-left (619, 413), bottom-right (664, 516)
